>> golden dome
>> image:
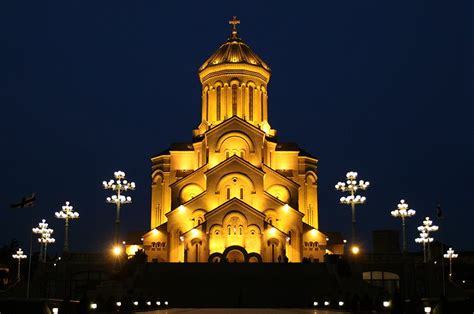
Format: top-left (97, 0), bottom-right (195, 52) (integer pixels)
top-left (199, 37), bottom-right (270, 72)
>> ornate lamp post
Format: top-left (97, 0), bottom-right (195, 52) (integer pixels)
top-left (391, 199), bottom-right (416, 252)
top-left (103, 171), bottom-right (135, 244)
top-left (443, 247), bottom-right (458, 281)
top-left (417, 217), bottom-right (438, 261)
top-left (12, 248), bottom-right (27, 281)
top-left (32, 220), bottom-right (55, 262)
top-left (335, 171), bottom-right (370, 245)
top-left (55, 201), bottom-right (79, 253)
top-left (415, 231), bottom-right (433, 262)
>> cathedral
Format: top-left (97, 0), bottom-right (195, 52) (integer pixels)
top-left (133, 18), bottom-right (341, 263)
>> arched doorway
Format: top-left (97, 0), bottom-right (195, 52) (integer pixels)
top-left (217, 245), bottom-right (262, 263)
top-left (226, 249), bottom-right (245, 263)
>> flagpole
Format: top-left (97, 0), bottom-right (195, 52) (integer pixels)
top-left (26, 213), bottom-right (33, 299)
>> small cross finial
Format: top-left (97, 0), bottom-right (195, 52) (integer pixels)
top-left (229, 16), bottom-right (240, 38)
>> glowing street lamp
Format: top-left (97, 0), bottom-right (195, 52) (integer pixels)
top-left (55, 201), bottom-right (79, 253)
top-left (443, 247), bottom-right (458, 281)
top-left (335, 171), bottom-right (370, 244)
top-left (415, 231), bottom-right (433, 262)
top-left (32, 219), bottom-right (55, 262)
top-left (391, 199), bottom-right (416, 252)
top-left (103, 171), bottom-right (135, 244)
top-left (12, 248), bottom-right (27, 281)
top-left (417, 217), bottom-right (438, 261)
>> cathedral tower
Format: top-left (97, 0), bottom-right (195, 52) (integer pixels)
top-left (196, 17), bottom-right (273, 136)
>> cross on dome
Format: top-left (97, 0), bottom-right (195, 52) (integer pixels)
top-left (229, 16), bottom-right (240, 38)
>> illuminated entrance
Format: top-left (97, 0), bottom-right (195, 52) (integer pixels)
top-left (208, 246), bottom-right (262, 263)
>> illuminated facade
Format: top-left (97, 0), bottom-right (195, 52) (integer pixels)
top-left (139, 18), bottom-right (331, 263)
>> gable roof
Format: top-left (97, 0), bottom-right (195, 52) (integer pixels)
top-left (262, 164), bottom-right (300, 188)
top-left (205, 154), bottom-right (264, 177)
top-left (205, 197), bottom-right (266, 221)
top-left (205, 115), bottom-right (266, 138)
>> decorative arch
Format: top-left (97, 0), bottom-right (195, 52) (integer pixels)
top-left (305, 171), bottom-right (318, 185)
top-left (191, 209), bottom-right (206, 226)
top-left (267, 184), bottom-right (291, 203)
top-left (213, 80), bottom-right (224, 88)
top-left (180, 183), bottom-right (204, 203)
top-left (263, 209), bottom-right (278, 227)
top-left (215, 131), bottom-right (255, 153)
top-left (247, 80), bottom-right (257, 88)
top-left (245, 224), bottom-right (262, 254)
top-left (151, 170), bottom-right (164, 184)
top-left (209, 224), bottom-right (224, 254)
top-left (216, 173), bottom-right (256, 204)
top-left (223, 211), bottom-right (248, 248)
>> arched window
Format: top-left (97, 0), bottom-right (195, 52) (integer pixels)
top-left (239, 225), bottom-right (243, 235)
top-left (228, 225), bottom-right (231, 235)
top-left (249, 86), bottom-right (254, 121)
top-left (232, 85), bottom-right (237, 115)
top-left (216, 86), bottom-right (221, 120)
top-left (260, 91), bottom-right (264, 120)
top-left (240, 188), bottom-right (244, 200)
top-left (206, 92), bottom-right (209, 121)
top-left (226, 188), bottom-right (231, 200)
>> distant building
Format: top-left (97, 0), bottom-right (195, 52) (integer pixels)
top-left (128, 19), bottom-right (338, 263)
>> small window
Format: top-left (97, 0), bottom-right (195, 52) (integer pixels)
top-left (239, 225), bottom-right (243, 235)
top-left (232, 85), bottom-right (238, 115)
top-left (162, 242), bottom-right (166, 248)
top-left (249, 86), bottom-right (254, 121)
top-left (304, 241), bottom-right (308, 247)
top-left (216, 86), bottom-right (221, 120)
top-left (157, 242), bottom-right (161, 248)
top-left (240, 188), bottom-right (244, 200)
top-left (228, 225), bottom-right (231, 235)
top-left (226, 188), bottom-right (231, 200)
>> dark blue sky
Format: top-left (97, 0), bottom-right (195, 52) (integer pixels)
top-left (1, 1), bottom-right (472, 254)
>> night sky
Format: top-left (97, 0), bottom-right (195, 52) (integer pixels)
top-left (1, 1), bottom-right (472, 254)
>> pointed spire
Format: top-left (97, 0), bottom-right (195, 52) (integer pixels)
top-left (229, 16), bottom-right (240, 39)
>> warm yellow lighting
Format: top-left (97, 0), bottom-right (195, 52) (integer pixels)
top-left (283, 204), bottom-right (290, 212)
top-left (351, 246), bottom-right (360, 255)
top-left (178, 205), bottom-right (185, 212)
top-left (90, 303), bottom-right (97, 310)
top-left (152, 229), bottom-right (158, 235)
top-left (191, 228), bottom-right (199, 237)
top-left (269, 227), bottom-right (277, 235)
top-left (112, 246), bottom-right (122, 256)
top-left (127, 245), bottom-right (139, 256)
top-left (310, 229), bottom-right (317, 236)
